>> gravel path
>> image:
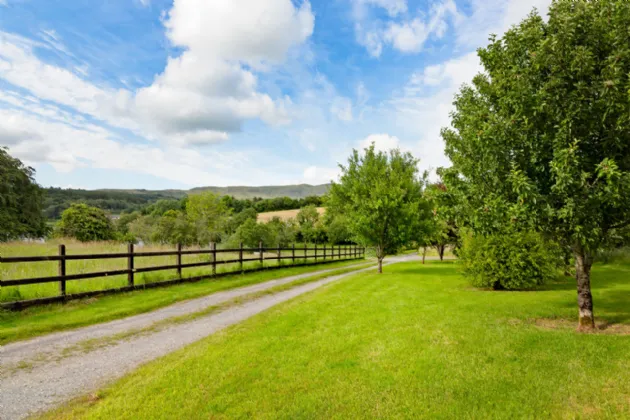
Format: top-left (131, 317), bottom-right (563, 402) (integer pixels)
top-left (0, 255), bottom-right (419, 419)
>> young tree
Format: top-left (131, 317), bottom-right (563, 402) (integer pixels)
top-left (56, 203), bottom-right (115, 242)
top-left (0, 147), bottom-right (47, 241)
top-left (186, 192), bottom-right (229, 245)
top-left (296, 205), bottom-right (320, 243)
top-left (328, 144), bottom-right (428, 273)
top-left (425, 182), bottom-right (459, 261)
top-left (442, 0), bottom-right (630, 330)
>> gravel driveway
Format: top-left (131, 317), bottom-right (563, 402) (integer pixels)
top-left (0, 255), bottom-right (419, 419)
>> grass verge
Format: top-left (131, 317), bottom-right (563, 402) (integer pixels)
top-left (0, 259), bottom-right (366, 345)
top-left (43, 260), bottom-right (630, 419)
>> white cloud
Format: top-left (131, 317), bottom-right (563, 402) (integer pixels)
top-left (303, 165), bottom-right (340, 184)
top-left (359, 133), bottom-right (401, 152)
top-left (353, 0), bottom-right (459, 57)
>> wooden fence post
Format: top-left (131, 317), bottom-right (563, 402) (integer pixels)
top-left (277, 245), bottom-right (281, 265)
top-left (314, 243), bottom-right (317, 262)
top-left (239, 242), bottom-right (244, 273)
top-left (292, 243), bottom-right (295, 264)
top-left (58, 244), bottom-right (66, 297)
top-left (211, 242), bottom-right (216, 276)
top-left (304, 242), bottom-right (307, 260)
top-left (176, 243), bottom-right (182, 278)
top-left (127, 243), bottom-right (134, 287)
top-left (323, 244), bottom-right (326, 261)
top-left (259, 241), bottom-right (264, 266)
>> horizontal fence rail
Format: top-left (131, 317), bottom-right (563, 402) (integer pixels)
top-left (0, 243), bottom-right (365, 310)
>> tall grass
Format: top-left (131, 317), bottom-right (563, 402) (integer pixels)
top-left (0, 239), bottom-right (358, 303)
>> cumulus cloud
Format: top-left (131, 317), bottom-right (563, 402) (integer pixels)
top-left (303, 165), bottom-right (340, 184)
top-left (358, 133), bottom-right (401, 152)
top-left (353, 0), bottom-right (459, 57)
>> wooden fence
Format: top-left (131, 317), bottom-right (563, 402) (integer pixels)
top-left (0, 243), bottom-right (365, 310)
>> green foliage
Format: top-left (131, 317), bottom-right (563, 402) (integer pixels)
top-left (55, 204), bottom-right (115, 242)
top-left (224, 208), bottom-right (258, 236)
top-left (152, 210), bottom-right (196, 246)
top-left (0, 147), bottom-right (47, 241)
top-left (266, 217), bottom-right (297, 248)
top-left (324, 214), bottom-right (353, 245)
top-left (442, 0), bottom-right (630, 255)
top-left (229, 219), bottom-right (276, 249)
top-left (459, 229), bottom-right (560, 290)
top-left (328, 143), bottom-right (430, 268)
top-left (296, 205), bottom-right (320, 243)
top-left (186, 192), bottom-right (229, 244)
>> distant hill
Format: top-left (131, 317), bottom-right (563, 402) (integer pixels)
top-left (43, 184), bottom-right (331, 219)
top-left (189, 184), bottom-right (330, 199)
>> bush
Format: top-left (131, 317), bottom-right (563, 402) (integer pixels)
top-left (55, 203), bottom-right (115, 242)
top-left (459, 230), bottom-right (560, 290)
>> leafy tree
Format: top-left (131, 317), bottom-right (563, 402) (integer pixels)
top-left (266, 216), bottom-right (297, 247)
top-left (442, 0), bottom-right (630, 329)
top-left (328, 144), bottom-right (429, 273)
top-left (230, 218), bottom-right (276, 249)
top-left (186, 192), bottom-right (229, 245)
top-left (55, 203), bottom-right (115, 242)
top-left (128, 215), bottom-right (158, 243)
top-left (296, 205), bottom-right (320, 243)
top-left (324, 214), bottom-right (353, 245)
top-left (0, 147), bottom-right (47, 241)
top-left (425, 181), bottom-right (459, 260)
top-left (152, 210), bottom-right (195, 246)
top-left (115, 212), bottom-right (141, 236)
top-left (224, 208), bottom-right (257, 236)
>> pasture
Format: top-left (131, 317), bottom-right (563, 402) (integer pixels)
top-left (0, 239), bottom-right (352, 304)
top-left (44, 260), bottom-right (630, 419)
top-left (256, 207), bottom-right (326, 222)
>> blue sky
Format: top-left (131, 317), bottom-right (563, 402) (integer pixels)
top-left (0, 0), bottom-right (550, 190)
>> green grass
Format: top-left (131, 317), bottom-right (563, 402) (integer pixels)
top-left (0, 259), bottom-right (366, 345)
top-left (45, 260), bottom-right (630, 419)
top-left (0, 239), bottom-right (358, 303)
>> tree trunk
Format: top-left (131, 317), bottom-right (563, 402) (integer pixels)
top-left (376, 245), bottom-right (384, 273)
top-left (438, 245), bottom-right (445, 261)
top-left (422, 247), bottom-right (427, 264)
top-left (574, 250), bottom-right (595, 331)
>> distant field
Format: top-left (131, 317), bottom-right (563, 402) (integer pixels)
top-left (257, 207), bottom-right (326, 222)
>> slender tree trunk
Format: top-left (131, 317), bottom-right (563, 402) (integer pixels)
top-left (438, 245), bottom-right (445, 261)
top-left (574, 249), bottom-right (595, 331)
top-left (376, 245), bottom-right (384, 273)
top-left (422, 246), bottom-right (427, 264)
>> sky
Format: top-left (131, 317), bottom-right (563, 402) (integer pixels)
top-left (0, 0), bottom-right (551, 190)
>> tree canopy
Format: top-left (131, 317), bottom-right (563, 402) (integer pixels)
top-left (0, 147), bottom-right (47, 241)
top-left (55, 203), bottom-right (115, 242)
top-left (328, 144), bottom-right (430, 272)
top-left (442, 0), bottom-right (630, 329)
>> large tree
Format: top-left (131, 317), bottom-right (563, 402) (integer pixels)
top-left (442, 0), bottom-right (630, 330)
top-left (328, 144), bottom-right (430, 273)
top-left (56, 203), bottom-right (115, 242)
top-left (0, 147), bottom-right (47, 241)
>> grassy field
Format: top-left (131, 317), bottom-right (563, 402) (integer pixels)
top-left (0, 239), bottom-right (357, 303)
top-left (0, 258), bottom-right (369, 345)
top-left (257, 207), bottom-right (326, 222)
top-left (44, 260), bottom-right (630, 419)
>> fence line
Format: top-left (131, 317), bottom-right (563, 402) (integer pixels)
top-left (0, 243), bottom-right (365, 310)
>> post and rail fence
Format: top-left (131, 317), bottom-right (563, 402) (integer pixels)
top-left (0, 243), bottom-right (365, 310)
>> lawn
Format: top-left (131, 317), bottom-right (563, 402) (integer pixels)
top-left (45, 260), bottom-right (630, 419)
top-left (0, 259), bottom-right (368, 345)
top-left (0, 239), bottom-right (357, 303)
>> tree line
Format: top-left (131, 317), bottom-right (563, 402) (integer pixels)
top-left (43, 187), bottom-right (323, 219)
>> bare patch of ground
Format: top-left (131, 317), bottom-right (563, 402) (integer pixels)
top-left (533, 318), bottom-right (630, 335)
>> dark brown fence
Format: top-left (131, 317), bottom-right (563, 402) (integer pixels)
top-left (0, 243), bottom-right (365, 310)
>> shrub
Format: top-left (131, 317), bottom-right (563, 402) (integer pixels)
top-left (459, 229), bottom-right (560, 290)
top-left (55, 203), bottom-right (115, 242)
